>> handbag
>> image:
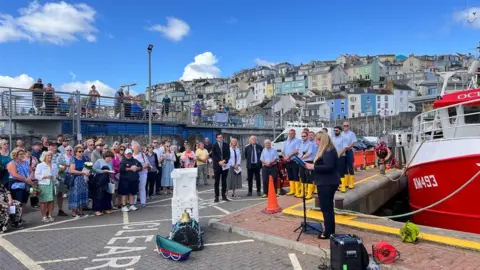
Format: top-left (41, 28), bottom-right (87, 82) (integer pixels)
top-left (107, 181), bottom-right (115, 194)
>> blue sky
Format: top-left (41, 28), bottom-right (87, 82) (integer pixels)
top-left (0, 0), bottom-right (479, 96)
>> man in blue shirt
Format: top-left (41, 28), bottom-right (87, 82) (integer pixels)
top-left (342, 121), bottom-right (357, 189)
top-left (308, 130), bottom-right (319, 195)
top-left (283, 129), bottom-right (301, 196)
top-left (260, 139), bottom-right (279, 197)
top-left (298, 132), bottom-right (315, 199)
top-left (332, 126), bottom-right (348, 193)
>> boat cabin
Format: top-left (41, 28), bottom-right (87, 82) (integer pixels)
top-left (413, 89), bottom-right (480, 141)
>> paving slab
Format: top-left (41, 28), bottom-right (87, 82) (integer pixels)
top-left (210, 195), bottom-right (480, 270)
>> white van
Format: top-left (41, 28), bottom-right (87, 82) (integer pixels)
top-left (271, 122), bottom-right (333, 154)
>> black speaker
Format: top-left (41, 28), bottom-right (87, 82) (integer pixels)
top-left (330, 234), bottom-right (367, 270)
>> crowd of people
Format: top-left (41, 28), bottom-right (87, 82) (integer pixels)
top-left (24, 78), bottom-right (185, 121)
top-left (0, 121), bottom-right (356, 239)
top-left (0, 135), bottom-right (216, 232)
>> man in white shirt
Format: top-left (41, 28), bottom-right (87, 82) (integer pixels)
top-left (342, 121), bottom-right (357, 189)
top-left (332, 126), bottom-right (348, 193)
top-left (260, 139), bottom-right (279, 197)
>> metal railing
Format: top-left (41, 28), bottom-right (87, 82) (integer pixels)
top-left (412, 97), bottom-right (480, 142)
top-left (0, 87), bottom-right (191, 123)
top-left (0, 86), bottom-right (277, 129)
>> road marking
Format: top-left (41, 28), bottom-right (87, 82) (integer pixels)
top-left (1, 214), bottom-right (94, 236)
top-left (0, 237), bottom-right (44, 270)
top-left (147, 198), bottom-right (172, 204)
top-left (229, 198), bottom-right (266, 202)
top-left (123, 211), bottom-right (129, 224)
top-left (204, 239), bottom-right (254, 246)
top-left (146, 204), bottom-right (170, 208)
top-left (198, 188), bottom-right (214, 194)
top-left (354, 173), bottom-right (380, 185)
top-left (289, 253), bottom-right (302, 270)
top-left (26, 215), bottom-right (225, 232)
top-left (213, 205), bottom-right (231, 214)
top-left (36, 256), bottom-right (88, 264)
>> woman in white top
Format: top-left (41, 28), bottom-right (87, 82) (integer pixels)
top-left (227, 138), bottom-right (242, 197)
top-left (132, 141), bottom-right (151, 207)
top-left (35, 152), bottom-right (58, 222)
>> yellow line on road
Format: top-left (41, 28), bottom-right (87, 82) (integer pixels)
top-left (283, 206), bottom-right (480, 251)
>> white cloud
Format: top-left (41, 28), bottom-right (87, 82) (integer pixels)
top-left (254, 58), bottom-right (277, 67)
top-left (60, 80), bottom-right (116, 96)
top-left (453, 7), bottom-right (480, 28)
top-left (180, 52), bottom-right (221, 81)
top-left (69, 71), bottom-right (76, 81)
top-left (149, 17), bottom-right (190, 42)
top-left (0, 1), bottom-right (97, 44)
top-left (0, 74), bottom-right (35, 89)
top-left (226, 17), bottom-right (238, 24)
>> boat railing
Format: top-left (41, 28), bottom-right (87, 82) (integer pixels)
top-left (412, 97), bottom-right (480, 142)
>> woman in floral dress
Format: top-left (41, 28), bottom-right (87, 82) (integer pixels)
top-left (68, 145), bottom-right (90, 218)
top-left (0, 183), bottom-right (23, 233)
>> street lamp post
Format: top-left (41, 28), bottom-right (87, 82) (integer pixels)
top-left (147, 44), bottom-right (153, 144)
top-left (272, 83), bottom-right (276, 138)
top-left (382, 107), bottom-right (386, 135)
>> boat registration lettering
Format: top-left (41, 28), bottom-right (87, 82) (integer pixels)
top-left (413, 175), bottom-right (438, 189)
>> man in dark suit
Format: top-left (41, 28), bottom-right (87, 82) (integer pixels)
top-left (211, 133), bottom-right (231, 202)
top-left (244, 136), bottom-right (263, 196)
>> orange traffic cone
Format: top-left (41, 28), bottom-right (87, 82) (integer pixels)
top-left (263, 176), bottom-right (282, 214)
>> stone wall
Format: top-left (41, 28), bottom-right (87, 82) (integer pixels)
top-left (326, 112), bottom-right (419, 136)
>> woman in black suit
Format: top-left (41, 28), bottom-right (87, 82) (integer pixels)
top-left (306, 131), bottom-right (340, 239)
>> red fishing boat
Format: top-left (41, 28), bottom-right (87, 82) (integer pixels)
top-left (408, 69), bottom-right (480, 234)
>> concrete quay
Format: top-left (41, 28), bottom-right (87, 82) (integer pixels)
top-left (210, 195), bottom-right (480, 270)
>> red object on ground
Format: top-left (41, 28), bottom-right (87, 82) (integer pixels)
top-left (353, 150), bottom-right (365, 169)
top-left (263, 176), bottom-right (282, 214)
top-left (408, 154), bottom-right (480, 234)
top-left (433, 88), bottom-right (480, 108)
top-left (277, 156), bottom-right (289, 187)
top-left (372, 241), bottom-right (399, 264)
top-left (364, 149), bottom-right (376, 166)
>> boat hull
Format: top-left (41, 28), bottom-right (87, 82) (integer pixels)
top-left (408, 139), bottom-right (480, 234)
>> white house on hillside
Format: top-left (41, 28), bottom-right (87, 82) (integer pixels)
top-left (393, 84), bottom-right (416, 113)
top-left (235, 89), bottom-right (255, 110)
top-left (254, 78), bottom-right (268, 102)
top-left (252, 66), bottom-right (275, 77)
top-left (375, 90), bottom-right (395, 116)
top-left (308, 65), bottom-right (348, 92)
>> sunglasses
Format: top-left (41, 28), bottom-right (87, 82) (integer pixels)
top-left (301, 136), bottom-right (307, 137)
top-left (153, 142), bottom-right (158, 144)
top-left (77, 150), bottom-right (84, 153)
top-left (343, 125), bottom-right (349, 127)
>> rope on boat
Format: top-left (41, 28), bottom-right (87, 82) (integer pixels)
top-left (335, 165), bottom-right (480, 220)
top-left (381, 140), bottom-right (425, 182)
